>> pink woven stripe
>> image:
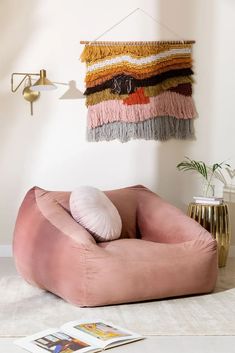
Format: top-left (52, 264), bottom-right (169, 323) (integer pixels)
top-left (87, 91), bottom-right (197, 128)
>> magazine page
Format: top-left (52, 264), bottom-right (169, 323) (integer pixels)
top-left (61, 320), bottom-right (143, 349)
top-left (14, 328), bottom-right (101, 353)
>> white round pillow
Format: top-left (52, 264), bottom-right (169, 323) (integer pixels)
top-left (69, 186), bottom-right (122, 242)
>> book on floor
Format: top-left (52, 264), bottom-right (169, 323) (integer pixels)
top-left (14, 320), bottom-right (144, 353)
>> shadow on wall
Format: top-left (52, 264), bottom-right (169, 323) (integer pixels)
top-left (59, 80), bottom-right (85, 100)
top-left (153, 0), bottom-right (215, 209)
top-left (0, 0), bottom-right (48, 241)
top-left (0, 0), bottom-right (39, 80)
top-left (0, 0), bottom-right (39, 151)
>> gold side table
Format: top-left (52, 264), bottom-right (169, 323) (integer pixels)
top-left (188, 202), bottom-right (231, 267)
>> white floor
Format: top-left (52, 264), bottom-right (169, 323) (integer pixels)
top-left (2, 336), bottom-right (235, 353)
top-left (1, 258), bottom-right (235, 353)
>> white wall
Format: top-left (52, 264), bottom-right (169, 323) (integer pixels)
top-left (0, 0), bottom-right (235, 246)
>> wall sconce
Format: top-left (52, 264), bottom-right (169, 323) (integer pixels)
top-left (11, 69), bottom-right (57, 115)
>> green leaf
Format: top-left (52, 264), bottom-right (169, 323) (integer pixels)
top-left (176, 157), bottom-right (208, 180)
top-left (177, 157), bottom-right (233, 187)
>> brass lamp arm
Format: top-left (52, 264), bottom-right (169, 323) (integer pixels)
top-left (11, 72), bottom-right (40, 93)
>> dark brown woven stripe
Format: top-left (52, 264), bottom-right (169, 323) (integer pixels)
top-left (169, 83), bottom-right (192, 96)
top-left (84, 68), bottom-right (194, 96)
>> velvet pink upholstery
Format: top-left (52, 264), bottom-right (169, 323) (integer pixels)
top-left (13, 185), bottom-right (218, 307)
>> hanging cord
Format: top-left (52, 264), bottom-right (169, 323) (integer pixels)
top-left (80, 7), bottom-right (190, 45)
top-left (138, 8), bottom-right (185, 42)
top-left (91, 8), bottom-right (140, 43)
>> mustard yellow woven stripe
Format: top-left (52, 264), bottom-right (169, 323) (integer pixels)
top-left (81, 43), bottom-right (192, 63)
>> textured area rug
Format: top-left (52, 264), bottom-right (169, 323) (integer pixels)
top-left (1, 261), bottom-right (235, 337)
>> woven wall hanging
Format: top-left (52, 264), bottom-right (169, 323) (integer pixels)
top-left (80, 9), bottom-right (196, 142)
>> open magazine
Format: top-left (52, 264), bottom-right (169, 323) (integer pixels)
top-left (15, 320), bottom-right (144, 353)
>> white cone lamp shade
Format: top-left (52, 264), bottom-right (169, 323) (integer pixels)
top-left (31, 69), bottom-right (57, 91)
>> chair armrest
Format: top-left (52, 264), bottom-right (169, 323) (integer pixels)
top-left (137, 192), bottom-right (213, 244)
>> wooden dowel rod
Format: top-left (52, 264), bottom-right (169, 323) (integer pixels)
top-left (80, 40), bottom-right (196, 45)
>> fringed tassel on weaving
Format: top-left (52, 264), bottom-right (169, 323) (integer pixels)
top-left (87, 92), bottom-right (197, 128)
top-left (81, 43), bottom-right (193, 63)
top-left (87, 117), bottom-right (195, 143)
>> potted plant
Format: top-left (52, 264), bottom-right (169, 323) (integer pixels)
top-left (176, 157), bottom-right (231, 199)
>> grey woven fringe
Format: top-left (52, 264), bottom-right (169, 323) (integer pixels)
top-left (87, 116), bottom-right (195, 143)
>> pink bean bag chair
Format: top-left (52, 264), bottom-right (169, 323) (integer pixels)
top-left (13, 185), bottom-right (218, 307)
